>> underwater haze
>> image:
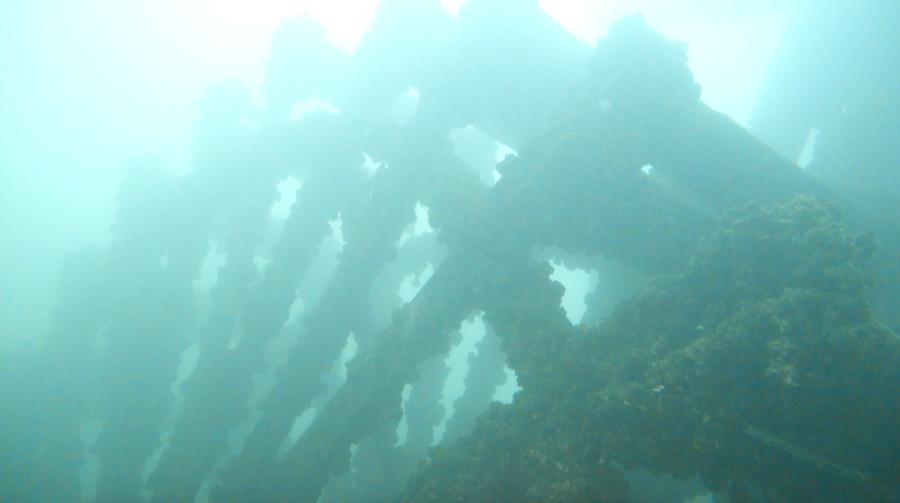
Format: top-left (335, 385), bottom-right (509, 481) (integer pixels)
top-left (1, 1), bottom-right (899, 502)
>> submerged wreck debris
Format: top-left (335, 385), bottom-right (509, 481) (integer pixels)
top-left (2, 2), bottom-right (898, 503)
top-left (401, 197), bottom-right (900, 502)
top-left (750, 1), bottom-right (900, 335)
